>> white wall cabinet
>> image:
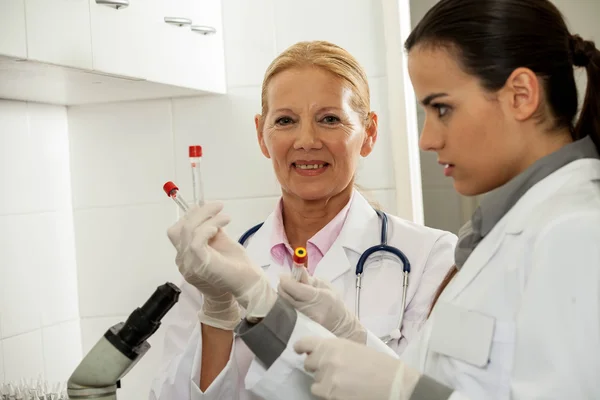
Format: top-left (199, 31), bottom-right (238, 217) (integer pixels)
top-left (146, 0), bottom-right (226, 92)
top-left (25, 0), bottom-right (94, 69)
top-left (0, 0), bottom-right (226, 105)
top-left (0, 0), bottom-right (27, 59)
top-left (89, 0), bottom-right (152, 79)
top-left (186, 0), bottom-right (226, 93)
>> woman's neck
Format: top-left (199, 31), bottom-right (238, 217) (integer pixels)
top-left (281, 185), bottom-right (353, 249)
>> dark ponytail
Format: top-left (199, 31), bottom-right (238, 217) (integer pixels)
top-left (405, 0), bottom-right (600, 316)
top-left (571, 35), bottom-right (600, 143)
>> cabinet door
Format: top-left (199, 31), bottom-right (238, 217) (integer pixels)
top-left (185, 0), bottom-right (226, 93)
top-left (145, 0), bottom-right (191, 87)
top-left (25, 0), bottom-right (93, 69)
top-left (146, 0), bottom-right (226, 92)
top-left (89, 0), bottom-right (152, 78)
top-left (0, 0), bottom-right (27, 58)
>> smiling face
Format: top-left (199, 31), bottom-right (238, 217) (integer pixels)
top-left (408, 46), bottom-right (537, 196)
top-left (256, 66), bottom-right (377, 201)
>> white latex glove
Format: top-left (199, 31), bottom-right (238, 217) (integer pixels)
top-left (294, 337), bottom-right (421, 400)
top-left (278, 268), bottom-right (366, 344)
top-left (176, 202), bottom-right (277, 321)
top-left (168, 203), bottom-right (241, 330)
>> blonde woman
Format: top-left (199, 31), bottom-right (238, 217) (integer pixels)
top-left (150, 41), bottom-right (457, 400)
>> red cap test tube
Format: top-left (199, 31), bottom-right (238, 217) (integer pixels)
top-left (163, 181), bottom-right (190, 212)
top-left (189, 145), bottom-right (204, 206)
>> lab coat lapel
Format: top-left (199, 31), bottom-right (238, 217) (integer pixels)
top-left (439, 221), bottom-right (506, 302)
top-left (312, 241), bottom-right (352, 283)
top-left (313, 192), bottom-right (379, 283)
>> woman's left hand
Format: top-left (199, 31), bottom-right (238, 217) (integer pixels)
top-left (278, 268), bottom-right (366, 343)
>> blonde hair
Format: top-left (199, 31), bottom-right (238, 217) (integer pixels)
top-left (260, 41), bottom-right (372, 122)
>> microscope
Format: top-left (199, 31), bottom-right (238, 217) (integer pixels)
top-left (67, 282), bottom-right (181, 400)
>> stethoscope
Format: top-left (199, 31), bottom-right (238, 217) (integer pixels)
top-left (238, 209), bottom-right (411, 345)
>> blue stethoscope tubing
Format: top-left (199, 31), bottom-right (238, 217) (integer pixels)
top-left (238, 209), bottom-right (411, 345)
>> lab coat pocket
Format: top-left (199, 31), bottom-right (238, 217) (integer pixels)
top-left (429, 302), bottom-right (495, 367)
top-left (428, 302), bottom-right (516, 396)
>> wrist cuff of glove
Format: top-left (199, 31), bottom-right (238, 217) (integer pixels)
top-left (238, 279), bottom-right (278, 320)
top-left (198, 294), bottom-right (242, 331)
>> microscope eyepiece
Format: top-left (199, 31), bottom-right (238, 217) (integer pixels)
top-left (105, 282), bottom-right (181, 359)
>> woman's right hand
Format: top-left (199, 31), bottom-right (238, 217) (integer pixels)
top-left (168, 202), bottom-right (277, 324)
top-left (168, 202), bottom-right (242, 330)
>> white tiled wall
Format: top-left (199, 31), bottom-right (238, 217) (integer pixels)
top-left (0, 100), bottom-right (82, 385)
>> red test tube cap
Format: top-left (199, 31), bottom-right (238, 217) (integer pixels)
top-left (189, 145), bottom-right (202, 158)
top-left (163, 181), bottom-right (179, 197)
top-left (293, 247), bottom-right (307, 264)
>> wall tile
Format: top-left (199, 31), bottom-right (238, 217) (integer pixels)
top-left (0, 101), bottom-right (71, 215)
top-left (0, 100), bottom-right (28, 215)
top-left (355, 77), bottom-right (394, 190)
top-left (222, 0), bottom-right (276, 88)
top-left (0, 210), bottom-right (80, 337)
top-left (74, 202), bottom-right (180, 317)
top-left (27, 103), bottom-right (72, 212)
top-left (0, 213), bottom-right (43, 338)
top-left (2, 330), bottom-right (44, 383)
top-left (172, 88), bottom-right (280, 201)
top-left (0, 338), bottom-right (4, 382)
top-left (273, 0), bottom-right (386, 78)
top-left (38, 210), bottom-right (79, 327)
top-left (220, 196), bottom-right (280, 241)
top-left (68, 99), bottom-right (174, 209)
top-left (42, 320), bottom-right (82, 384)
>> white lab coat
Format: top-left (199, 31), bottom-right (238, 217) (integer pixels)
top-left (243, 159), bottom-right (600, 400)
top-left (149, 190), bottom-right (457, 400)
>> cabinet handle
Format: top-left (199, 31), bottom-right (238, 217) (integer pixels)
top-left (191, 25), bottom-right (217, 35)
top-left (95, 0), bottom-right (129, 9)
top-left (164, 17), bottom-right (193, 27)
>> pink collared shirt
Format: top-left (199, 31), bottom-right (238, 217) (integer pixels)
top-left (270, 192), bottom-right (354, 275)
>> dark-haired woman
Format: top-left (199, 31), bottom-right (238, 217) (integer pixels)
top-left (231, 0), bottom-right (600, 399)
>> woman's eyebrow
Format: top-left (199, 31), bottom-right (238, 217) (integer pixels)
top-left (420, 92), bottom-right (449, 106)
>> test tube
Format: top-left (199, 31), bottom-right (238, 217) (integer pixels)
top-left (163, 181), bottom-right (190, 212)
top-left (189, 145), bottom-right (205, 206)
top-left (292, 247), bottom-right (308, 281)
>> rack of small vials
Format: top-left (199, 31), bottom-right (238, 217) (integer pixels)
top-left (0, 379), bottom-right (67, 400)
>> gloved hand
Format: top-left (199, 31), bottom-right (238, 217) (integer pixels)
top-left (168, 203), bottom-right (241, 330)
top-left (168, 202), bottom-right (277, 327)
top-left (294, 337), bottom-right (421, 400)
top-left (278, 268), bottom-right (366, 344)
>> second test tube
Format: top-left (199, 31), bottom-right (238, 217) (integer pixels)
top-left (189, 145), bottom-right (205, 206)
